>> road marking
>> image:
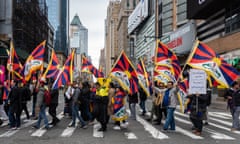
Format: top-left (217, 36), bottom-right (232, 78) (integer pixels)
top-left (175, 111), bottom-right (240, 134)
top-left (208, 112), bottom-right (230, 119)
top-left (170, 118), bottom-right (203, 139)
top-left (31, 113), bottom-right (63, 137)
top-left (132, 110), bottom-right (168, 139)
top-left (204, 128), bottom-right (235, 140)
top-left (93, 123), bottom-right (103, 138)
top-left (124, 132), bottom-right (137, 139)
top-left (211, 112), bottom-right (232, 118)
top-left (0, 119), bottom-right (36, 137)
top-left (60, 122), bottom-right (76, 137)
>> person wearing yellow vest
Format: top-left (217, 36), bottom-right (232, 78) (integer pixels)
top-left (94, 82), bottom-right (109, 131)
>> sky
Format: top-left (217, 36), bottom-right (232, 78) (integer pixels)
top-left (70, 0), bottom-right (109, 67)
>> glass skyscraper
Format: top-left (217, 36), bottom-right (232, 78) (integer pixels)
top-left (46, 0), bottom-right (69, 56)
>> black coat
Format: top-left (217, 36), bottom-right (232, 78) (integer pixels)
top-left (128, 93), bottom-right (138, 104)
top-left (0, 87), bottom-right (3, 105)
top-left (190, 94), bottom-right (208, 120)
top-left (8, 86), bottom-right (22, 113)
top-left (50, 88), bottom-right (59, 104)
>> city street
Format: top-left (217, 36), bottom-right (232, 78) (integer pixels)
top-left (0, 93), bottom-right (239, 144)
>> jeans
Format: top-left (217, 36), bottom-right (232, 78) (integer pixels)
top-left (71, 104), bottom-right (85, 126)
top-left (82, 102), bottom-right (93, 121)
top-left (233, 106), bottom-right (240, 129)
top-left (32, 100), bottom-right (36, 117)
top-left (163, 107), bottom-right (176, 130)
top-left (139, 100), bottom-right (146, 113)
top-left (8, 106), bottom-right (21, 128)
top-left (36, 105), bottom-right (49, 128)
top-left (129, 103), bottom-right (136, 120)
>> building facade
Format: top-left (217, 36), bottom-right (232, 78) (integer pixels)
top-left (69, 14), bottom-right (88, 74)
top-left (104, 0), bottom-right (121, 74)
top-left (0, 0), bottom-right (52, 65)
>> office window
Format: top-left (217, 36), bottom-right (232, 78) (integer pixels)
top-left (177, 0), bottom-right (186, 5)
top-left (177, 3), bottom-right (186, 14)
top-left (163, 3), bottom-right (172, 12)
top-left (177, 12), bottom-right (186, 22)
top-left (225, 1), bottom-right (240, 33)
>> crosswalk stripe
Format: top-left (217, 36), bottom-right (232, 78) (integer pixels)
top-left (124, 132), bottom-right (137, 139)
top-left (174, 113), bottom-right (236, 139)
top-left (60, 122), bottom-right (76, 137)
top-left (134, 111), bottom-right (169, 139)
top-left (208, 112), bottom-right (230, 119)
top-left (31, 113), bottom-right (63, 137)
top-left (204, 128), bottom-right (235, 140)
top-left (211, 112), bottom-right (232, 118)
top-left (175, 111), bottom-right (240, 134)
top-left (0, 120), bottom-right (36, 137)
top-left (93, 123), bottom-right (103, 138)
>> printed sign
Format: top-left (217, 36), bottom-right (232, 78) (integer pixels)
top-left (189, 69), bottom-right (207, 94)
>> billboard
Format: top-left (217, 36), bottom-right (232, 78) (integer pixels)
top-left (161, 21), bottom-right (196, 55)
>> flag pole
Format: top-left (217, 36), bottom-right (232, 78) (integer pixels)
top-left (176, 39), bottom-right (198, 82)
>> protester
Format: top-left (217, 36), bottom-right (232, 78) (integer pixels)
top-left (0, 82), bottom-right (8, 121)
top-left (128, 92), bottom-right (138, 120)
top-left (20, 80), bottom-right (31, 120)
top-left (162, 81), bottom-right (179, 131)
top-left (32, 80), bottom-right (49, 129)
top-left (30, 80), bottom-right (38, 119)
top-left (79, 81), bottom-right (93, 123)
top-left (232, 82), bottom-right (240, 131)
top-left (95, 82), bottom-right (109, 131)
top-left (139, 86), bottom-right (147, 116)
top-left (107, 82), bottom-right (115, 117)
top-left (153, 82), bottom-right (167, 125)
top-left (8, 80), bottom-right (22, 130)
top-left (68, 81), bottom-right (87, 128)
top-left (64, 82), bottom-right (74, 118)
top-left (189, 93), bottom-right (208, 136)
top-left (203, 88), bottom-right (212, 125)
top-left (48, 80), bottom-right (60, 126)
top-left (112, 84), bottom-right (128, 130)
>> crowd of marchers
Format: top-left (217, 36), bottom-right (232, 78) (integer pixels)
top-left (0, 79), bottom-right (240, 136)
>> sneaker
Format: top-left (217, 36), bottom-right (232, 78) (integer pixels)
top-left (16, 127), bottom-right (21, 130)
top-left (32, 125), bottom-right (39, 129)
top-left (43, 126), bottom-right (50, 130)
top-left (113, 125), bottom-right (121, 130)
top-left (81, 125), bottom-right (88, 129)
top-left (68, 124), bottom-right (75, 128)
top-left (88, 121), bottom-right (95, 126)
top-left (204, 122), bottom-right (209, 125)
top-left (11, 127), bottom-right (17, 130)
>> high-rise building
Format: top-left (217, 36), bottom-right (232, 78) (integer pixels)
top-left (46, 0), bottom-right (69, 59)
top-left (69, 14), bottom-right (88, 73)
top-left (0, 0), bottom-right (52, 65)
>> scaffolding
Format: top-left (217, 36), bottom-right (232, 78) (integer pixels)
top-left (12, 0), bottom-right (49, 62)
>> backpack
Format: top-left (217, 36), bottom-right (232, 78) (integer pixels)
top-left (162, 89), bottom-right (170, 106)
top-left (44, 90), bottom-right (51, 106)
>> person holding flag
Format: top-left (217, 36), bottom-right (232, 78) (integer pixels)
top-left (162, 81), bottom-right (179, 131)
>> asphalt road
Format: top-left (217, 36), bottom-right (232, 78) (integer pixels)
top-left (0, 91), bottom-right (239, 144)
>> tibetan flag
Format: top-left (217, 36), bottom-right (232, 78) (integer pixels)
top-left (42, 49), bottom-right (60, 79)
top-left (7, 41), bottom-right (23, 79)
top-left (187, 40), bottom-right (239, 88)
top-left (52, 49), bottom-right (75, 89)
top-left (3, 80), bottom-right (10, 100)
top-left (0, 65), bottom-right (5, 84)
top-left (23, 40), bottom-right (46, 81)
top-left (155, 65), bottom-right (176, 82)
top-left (136, 58), bottom-right (150, 96)
top-left (177, 78), bottom-right (189, 113)
top-left (153, 71), bottom-right (170, 85)
top-left (81, 55), bottom-right (104, 78)
top-left (155, 41), bottom-right (181, 80)
top-left (110, 51), bottom-right (138, 94)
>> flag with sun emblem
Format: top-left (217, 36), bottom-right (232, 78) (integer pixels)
top-left (187, 40), bottom-right (239, 88)
top-left (136, 58), bottom-right (150, 96)
top-left (110, 51), bottom-right (138, 94)
top-left (155, 40), bottom-right (181, 81)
